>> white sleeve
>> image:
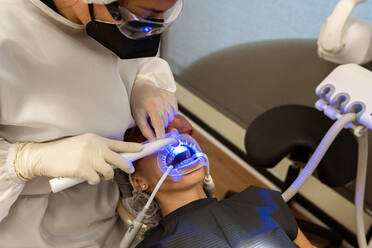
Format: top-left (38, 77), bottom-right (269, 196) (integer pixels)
top-left (0, 138), bottom-right (25, 222)
top-left (135, 57), bottom-right (177, 93)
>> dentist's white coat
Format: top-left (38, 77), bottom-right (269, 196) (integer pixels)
top-left (0, 0), bottom-right (175, 247)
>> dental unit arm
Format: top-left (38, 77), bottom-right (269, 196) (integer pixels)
top-left (316, 65), bottom-right (372, 248)
top-left (318, 0), bottom-right (372, 65)
top-left (317, 1), bottom-right (372, 246)
top-left (281, 64), bottom-right (372, 248)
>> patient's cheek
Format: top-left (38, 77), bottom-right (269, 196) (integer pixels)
top-left (139, 155), bottom-right (161, 174)
top-left (140, 154), bottom-right (169, 188)
top-left (167, 166), bottom-right (205, 191)
top-left (182, 166), bottom-right (205, 183)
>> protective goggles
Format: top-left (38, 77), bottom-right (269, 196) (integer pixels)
top-left (105, 0), bottom-right (184, 40)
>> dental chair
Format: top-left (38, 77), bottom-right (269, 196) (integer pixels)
top-left (244, 104), bottom-right (359, 247)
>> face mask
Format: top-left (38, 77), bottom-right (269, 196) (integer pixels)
top-left (85, 5), bottom-right (160, 59)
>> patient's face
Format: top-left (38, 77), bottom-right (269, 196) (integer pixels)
top-left (132, 152), bottom-right (206, 194)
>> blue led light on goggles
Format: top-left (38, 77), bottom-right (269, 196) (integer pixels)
top-left (105, 0), bottom-right (184, 40)
top-left (157, 133), bottom-right (209, 181)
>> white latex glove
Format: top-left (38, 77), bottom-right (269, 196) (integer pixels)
top-left (131, 80), bottom-right (178, 140)
top-left (13, 133), bottom-right (143, 185)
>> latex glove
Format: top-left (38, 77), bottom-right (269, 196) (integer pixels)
top-left (131, 80), bottom-right (178, 140)
top-left (13, 133), bottom-right (143, 185)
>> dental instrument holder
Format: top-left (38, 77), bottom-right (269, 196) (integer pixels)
top-left (315, 64), bottom-right (372, 130)
top-left (278, 64), bottom-right (372, 247)
top-left (49, 137), bottom-right (178, 193)
top-left (316, 64), bottom-right (372, 248)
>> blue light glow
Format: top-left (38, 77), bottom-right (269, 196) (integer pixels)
top-left (157, 134), bottom-right (209, 182)
top-left (173, 145), bottom-right (188, 155)
top-left (141, 26), bottom-right (153, 32)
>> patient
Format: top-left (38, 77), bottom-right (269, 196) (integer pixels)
top-left (116, 116), bottom-right (313, 248)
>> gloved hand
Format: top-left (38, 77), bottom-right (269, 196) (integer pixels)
top-left (13, 133), bottom-right (143, 185)
top-left (131, 80), bottom-right (178, 140)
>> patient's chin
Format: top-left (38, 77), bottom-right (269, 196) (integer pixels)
top-left (160, 166), bottom-right (205, 193)
top-left (178, 166), bottom-right (205, 185)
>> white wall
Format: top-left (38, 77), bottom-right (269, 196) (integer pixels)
top-left (165, 0), bottom-right (372, 74)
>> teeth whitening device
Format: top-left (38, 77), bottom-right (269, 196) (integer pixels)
top-left (49, 132), bottom-right (214, 194)
top-left (49, 136), bottom-right (178, 193)
top-left (49, 131), bottom-right (215, 248)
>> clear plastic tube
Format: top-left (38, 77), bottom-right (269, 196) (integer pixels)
top-left (120, 166), bottom-right (173, 248)
top-left (281, 113), bottom-right (356, 202)
top-left (355, 133), bottom-right (369, 248)
top-left (203, 157), bottom-right (215, 198)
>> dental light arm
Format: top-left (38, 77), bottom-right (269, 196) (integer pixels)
top-left (49, 137), bottom-right (178, 193)
top-left (319, 0), bottom-right (365, 53)
top-left (318, 0), bottom-right (372, 64)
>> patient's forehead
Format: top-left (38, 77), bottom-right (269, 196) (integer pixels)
top-left (133, 153), bottom-right (157, 171)
top-left (124, 115), bottom-right (193, 143)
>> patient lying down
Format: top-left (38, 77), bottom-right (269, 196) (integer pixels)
top-left (116, 116), bottom-right (313, 248)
